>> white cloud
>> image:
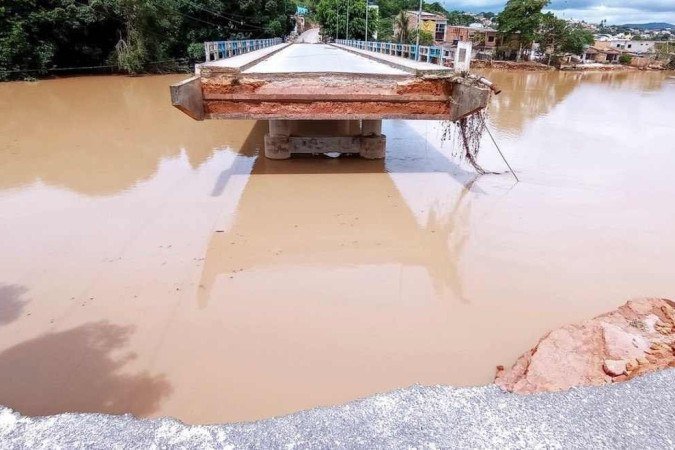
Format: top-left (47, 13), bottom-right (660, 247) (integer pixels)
top-left (547, 7), bottom-right (675, 24)
top-left (440, 1), bottom-right (675, 24)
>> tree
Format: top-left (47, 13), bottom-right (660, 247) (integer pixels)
top-left (537, 12), bottom-right (566, 64)
top-left (537, 13), bottom-right (594, 64)
top-left (497, 0), bottom-right (550, 61)
top-left (560, 26), bottom-right (594, 55)
top-left (394, 10), bottom-right (410, 43)
top-left (446, 10), bottom-right (474, 26)
top-left (316, 0), bottom-right (377, 40)
top-left (1, 0), bottom-right (295, 80)
top-left (409, 28), bottom-right (433, 46)
top-left (377, 16), bottom-right (395, 41)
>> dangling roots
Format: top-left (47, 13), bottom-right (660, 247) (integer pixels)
top-left (442, 110), bottom-right (501, 175)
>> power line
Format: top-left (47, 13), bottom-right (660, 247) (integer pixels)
top-left (177, 0), bottom-right (267, 31)
top-left (72, 0), bottom-right (265, 34)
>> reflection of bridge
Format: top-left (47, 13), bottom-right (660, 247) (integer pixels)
top-left (172, 41), bottom-right (492, 160)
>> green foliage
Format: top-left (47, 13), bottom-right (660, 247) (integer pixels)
top-left (560, 27), bottom-right (594, 55)
top-left (377, 17), bottom-right (394, 42)
top-left (537, 13), bottom-right (594, 58)
top-left (619, 54), bottom-right (632, 65)
top-left (446, 10), bottom-right (474, 26)
top-left (316, 0), bottom-right (378, 40)
top-left (187, 42), bottom-right (206, 59)
top-left (394, 10), bottom-right (410, 43)
top-left (497, 0), bottom-right (549, 45)
top-left (0, 0), bottom-right (294, 79)
top-left (409, 29), bottom-right (433, 46)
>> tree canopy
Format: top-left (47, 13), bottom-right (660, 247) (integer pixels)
top-left (496, 0), bottom-right (550, 59)
top-left (0, 0), bottom-right (294, 79)
top-left (315, 0), bottom-right (378, 40)
top-left (497, 0), bottom-right (549, 45)
top-left (537, 12), bottom-right (594, 60)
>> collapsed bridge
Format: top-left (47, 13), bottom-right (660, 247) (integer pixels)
top-left (171, 39), bottom-right (494, 159)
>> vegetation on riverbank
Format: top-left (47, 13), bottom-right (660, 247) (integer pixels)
top-left (0, 0), bottom-right (294, 80)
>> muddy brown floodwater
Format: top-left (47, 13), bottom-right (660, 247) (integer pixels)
top-left (0, 71), bottom-right (674, 424)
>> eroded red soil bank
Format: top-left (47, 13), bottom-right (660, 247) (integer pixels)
top-left (496, 298), bottom-right (675, 393)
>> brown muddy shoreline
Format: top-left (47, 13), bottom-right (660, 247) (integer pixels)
top-left (472, 59), bottom-right (669, 72)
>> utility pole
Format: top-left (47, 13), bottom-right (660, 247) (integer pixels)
top-left (415, 0), bottom-right (422, 61)
top-left (346, 0), bottom-right (350, 40)
top-left (335, 2), bottom-right (339, 41)
top-left (365, 0), bottom-right (369, 45)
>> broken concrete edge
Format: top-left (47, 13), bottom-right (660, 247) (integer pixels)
top-left (2, 369), bottom-right (674, 448)
top-left (170, 76), bottom-right (204, 121)
top-left (329, 43), bottom-right (454, 77)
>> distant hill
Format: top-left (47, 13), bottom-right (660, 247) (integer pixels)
top-left (621, 23), bottom-right (674, 30)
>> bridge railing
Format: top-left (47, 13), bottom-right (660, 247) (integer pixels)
top-left (335, 39), bottom-right (455, 67)
top-left (204, 38), bottom-right (283, 62)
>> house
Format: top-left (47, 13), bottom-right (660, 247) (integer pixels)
top-left (608, 40), bottom-right (656, 55)
top-left (400, 11), bottom-right (447, 43)
top-left (582, 43), bottom-right (621, 63)
top-left (444, 26), bottom-right (471, 46)
top-left (469, 26), bottom-right (498, 48)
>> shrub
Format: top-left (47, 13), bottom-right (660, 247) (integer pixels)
top-left (619, 54), bottom-right (632, 65)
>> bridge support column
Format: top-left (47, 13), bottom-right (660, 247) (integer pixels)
top-left (264, 120), bottom-right (292, 159)
top-left (263, 119), bottom-right (386, 160)
top-left (359, 120), bottom-right (385, 160)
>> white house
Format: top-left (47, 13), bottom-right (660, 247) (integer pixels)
top-left (608, 40), bottom-right (656, 55)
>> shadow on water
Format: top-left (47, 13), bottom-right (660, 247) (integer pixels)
top-left (198, 120), bottom-right (484, 308)
top-left (0, 321), bottom-right (172, 417)
top-left (0, 284), bottom-right (30, 326)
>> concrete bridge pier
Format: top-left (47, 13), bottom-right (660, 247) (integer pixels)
top-left (264, 119), bottom-right (386, 160)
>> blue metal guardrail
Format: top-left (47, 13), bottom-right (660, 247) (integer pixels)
top-left (335, 39), bottom-right (455, 66)
top-left (204, 38), bottom-right (283, 62)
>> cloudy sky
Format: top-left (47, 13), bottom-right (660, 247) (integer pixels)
top-left (440, 1), bottom-right (675, 25)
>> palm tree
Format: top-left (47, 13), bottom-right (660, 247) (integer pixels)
top-left (394, 11), bottom-right (410, 43)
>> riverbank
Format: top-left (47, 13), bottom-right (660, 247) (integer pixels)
top-left (471, 59), bottom-right (670, 72)
top-left (1, 369), bottom-right (673, 448)
top-left (496, 298), bottom-right (675, 393)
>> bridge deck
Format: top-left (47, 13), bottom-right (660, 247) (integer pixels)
top-left (172, 43), bottom-right (490, 122)
top-left (241, 44), bottom-right (409, 75)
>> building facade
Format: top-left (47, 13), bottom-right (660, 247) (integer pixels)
top-left (401, 11), bottom-right (447, 43)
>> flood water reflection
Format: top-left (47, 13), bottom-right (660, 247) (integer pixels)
top-left (0, 71), bottom-right (674, 424)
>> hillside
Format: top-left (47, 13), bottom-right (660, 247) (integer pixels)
top-left (621, 22), bottom-right (674, 30)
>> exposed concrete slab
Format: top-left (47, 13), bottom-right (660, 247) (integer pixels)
top-left (1, 370), bottom-right (674, 448)
top-left (242, 44), bottom-right (410, 76)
